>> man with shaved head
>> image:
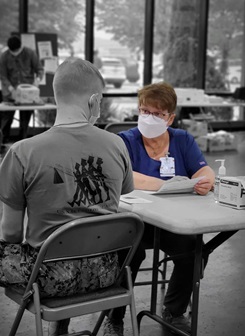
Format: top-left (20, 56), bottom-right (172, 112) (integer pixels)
top-left (0, 58), bottom-right (139, 336)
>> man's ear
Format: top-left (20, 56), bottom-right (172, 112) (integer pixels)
top-left (88, 93), bottom-right (100, 108)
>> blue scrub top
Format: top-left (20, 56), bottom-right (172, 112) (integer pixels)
top-left (118, 127), bottom-right (208, 180)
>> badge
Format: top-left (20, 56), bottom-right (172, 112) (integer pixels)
top-left (160, 155), bottom-right (175, 177)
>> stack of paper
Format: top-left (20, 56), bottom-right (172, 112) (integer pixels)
top-left (153, 176), bottom-right (205, 194)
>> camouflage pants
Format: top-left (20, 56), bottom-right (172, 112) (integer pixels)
top-left (0, 240), bottom-right (119, 297)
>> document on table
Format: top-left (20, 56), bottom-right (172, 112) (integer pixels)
top-left (152, 176), bottom-right (205, 194)
top-left (120, 194), bottom-right (152, 204)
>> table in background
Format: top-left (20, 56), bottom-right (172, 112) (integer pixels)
top-left (177, 100), bottom-right (245, 130)
top-left (119, 191), bottom-right (245, 336)
top-left (0, 103), bottom-right (57, 130)
top-left (178, 100), bottom-right (245, 109)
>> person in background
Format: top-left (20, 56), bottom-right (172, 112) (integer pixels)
top-left (0, 58), bottom-right (137, 336)
top-left (0, 35), bottom-right (44, 142)
top-left (110, 81), bottom-right (215, 334)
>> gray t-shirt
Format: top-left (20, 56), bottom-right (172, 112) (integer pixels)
top-left (0, 124), bottom-right (134, 247)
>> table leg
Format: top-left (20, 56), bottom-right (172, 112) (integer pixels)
top-left (137, 228), bottom-right (240, 335)
top-left (137, 229), bottom-right (203, 336)
top-left (203, 230), bottom-right (237, 258)
top-left (137, 227), bottom-right (190, 335)
top-left (190, 231), bottom-right (238, 336)
top-left (190, 234), bottom-right (203, 336)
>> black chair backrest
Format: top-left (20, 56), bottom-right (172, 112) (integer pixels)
top-left (104, 122), bottom-right (137, 134)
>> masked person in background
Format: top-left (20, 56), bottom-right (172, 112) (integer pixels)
top-left (108, 82), bottom-right (215, 335)
top-left (0, 35), bottom-right (43, 142)
top-left (0, 58), bottom-right (138, 336)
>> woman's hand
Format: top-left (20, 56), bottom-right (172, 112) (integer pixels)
top-left (192, 166), bottom-right (215, 195)
top-left (194, 177), bottom-right (213, 195)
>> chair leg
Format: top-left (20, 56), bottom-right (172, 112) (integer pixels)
top-left (160, 252), bottom-right (168, 290)
top-left (91, 310), bottom-right (108, 335)
top-left (188, 296), bottom-right (192, 317)
top-left (135, 251), bottom-right (170, 288)
top-left (32, 283), bottom-right (44, 336)
top-left (129, 298), bottom-right (139, 336)
top-left (8, 302), bottom-right (28, 336)
top-left (126, 267), bottom-right (139, 336)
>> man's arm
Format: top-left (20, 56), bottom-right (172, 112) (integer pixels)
top-left (1, 203), bottom-right (25, 243)
top-left (192, 166), bottom-right (215, 196)
top-left (0, 53), bottom-right (14, 96)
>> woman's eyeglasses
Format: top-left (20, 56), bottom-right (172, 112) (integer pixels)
top-left (138, 108), bottom-right (170, 120)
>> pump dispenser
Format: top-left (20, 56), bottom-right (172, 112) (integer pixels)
top-left (214, 159), bottom-right (226, 202)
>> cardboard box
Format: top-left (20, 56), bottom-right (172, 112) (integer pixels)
top-left (219, 176), bottom-right (245, 210)
top-left (207, 133), bottom-right (226, 152)
top-left (15, 84), bottom-right (40, 104)
top-left (208, 138), bottom-right (226, 152)
top-left (207, 131), bottom-right (238, 152)
top-left (195, 136), bottom-right (208, 152)
top-left (175, 88), bottom-right (209, 104)
top-left (224, 133), bottom-right (238, 151)
top-left (181, 119), bottom-right (208, 137)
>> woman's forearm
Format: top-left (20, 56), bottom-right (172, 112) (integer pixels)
top-left (133, 171), bottom-right (164, 191)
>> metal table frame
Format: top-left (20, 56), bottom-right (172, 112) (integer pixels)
top-left (137, 227), bottom-right (237, 336)
top-left (119, 190), bottom-right (245, 336)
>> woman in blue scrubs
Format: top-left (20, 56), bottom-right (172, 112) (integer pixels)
top-left (107, 82), bottom-right (215, 336)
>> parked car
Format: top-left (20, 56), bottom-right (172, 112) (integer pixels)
top-left (100, 57), bottom-right (126, 88)
top-left (228, 66), bottom-right (241, 84)
top-left (125, 60), bottom-right (140, 83)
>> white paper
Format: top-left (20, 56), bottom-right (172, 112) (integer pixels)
top-left (120, 195), bottom-right (152, 204)
top-left (153, 176), bottom-right (205, 194)
top-left (21, 34), bottom-right (36, 51)
top-left (44, 57), bottom-right (58, 74)
top-left (37, 41), bottom-right (53, 59)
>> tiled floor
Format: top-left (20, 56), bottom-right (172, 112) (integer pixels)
top-left (0, 131), bottom-right (245, 335)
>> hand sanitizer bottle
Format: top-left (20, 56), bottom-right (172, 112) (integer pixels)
top-left (214, 159), bottom-right (226, 202)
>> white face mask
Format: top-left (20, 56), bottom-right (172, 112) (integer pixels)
top-left (88, 93), bottom-right (101, 125)
top-left (138, 114), bottom-right (168, 138)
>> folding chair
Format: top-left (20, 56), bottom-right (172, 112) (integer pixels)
top-left (5, 212), bottom-right (144, 336)
top-left (134, 250), bottom-right (169, 289)
top-left (134, 235), bottom-right (170, 291)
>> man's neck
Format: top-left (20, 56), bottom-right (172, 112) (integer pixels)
top-left (54, 103), bottom-right (89, 127)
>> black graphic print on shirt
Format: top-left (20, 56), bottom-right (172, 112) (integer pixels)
top-left (53, 168), bottom-right (64, 184)
top-left (54, 155), bottom-right (110, 207)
